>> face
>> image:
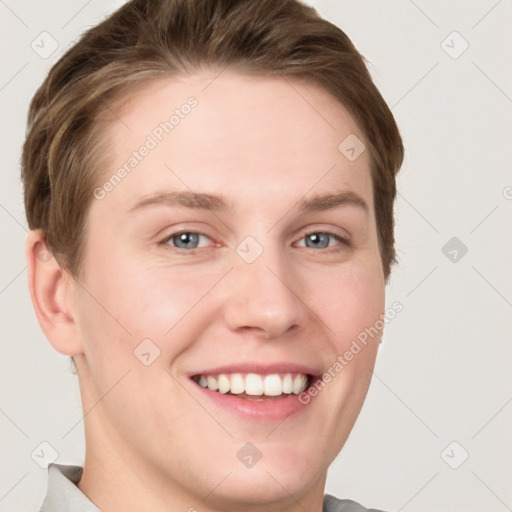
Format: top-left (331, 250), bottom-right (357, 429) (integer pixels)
top-left (70, 70), bottom-right (385, 508)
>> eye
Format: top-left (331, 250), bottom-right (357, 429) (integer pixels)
top-left (160, 231), bottom-right (213, 250)
top-left (296, 231), bottom-right (348, 250)
top-left (158, 230), bottom-right (349, 253)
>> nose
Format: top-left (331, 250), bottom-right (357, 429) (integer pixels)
top-left (222, 245), bottom-right (309, 340)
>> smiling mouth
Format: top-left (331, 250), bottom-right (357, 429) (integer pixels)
top-left (190, 372), bottom-right (315, 400)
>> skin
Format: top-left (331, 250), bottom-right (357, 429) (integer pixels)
top-left (27, 69), bottom-right (385, 512)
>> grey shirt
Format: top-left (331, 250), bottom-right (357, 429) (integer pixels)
top-left (38, 463), bottom-right (388, 512)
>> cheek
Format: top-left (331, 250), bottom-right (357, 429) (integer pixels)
top-left (77, 251), bottom-right (221, 361)
top-left (307, 261), bottom-right (385, 351)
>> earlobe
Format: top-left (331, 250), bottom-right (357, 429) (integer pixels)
top-left (25, 229), bottom-right (83, 356)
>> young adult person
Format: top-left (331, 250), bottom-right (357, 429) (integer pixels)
top-left (22, 1), bottom-right (404, 511)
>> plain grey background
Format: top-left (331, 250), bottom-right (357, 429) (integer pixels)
top-left (1, 1), bottom-right (511, 511)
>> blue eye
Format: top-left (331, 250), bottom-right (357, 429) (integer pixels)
top-left (163, 232), bottom-right (212, 250)
top-left (297, 232), bottom-right (347, 249)
top-left (159, 230), bottom-right (348, 253)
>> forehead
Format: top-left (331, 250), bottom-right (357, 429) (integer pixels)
top-left (96, 70), bottom-right (373, 213)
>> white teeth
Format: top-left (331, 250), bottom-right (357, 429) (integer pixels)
top-left (282, 373), bottom-right (293, 394)
top-left (245, 373), bottom-right (264, 395)
top-left (195, 372), bottom-right (310, 396)
top-left (230, 373), bottom-right (245, 394)
top-left (217, 374), bottom-right (230, 394)
top-left (263, 374), bottom-right (283, 396)
top-left (206, 375), bottom-right (219, 391)
top-left (292, 374), bottom-right (308, 394)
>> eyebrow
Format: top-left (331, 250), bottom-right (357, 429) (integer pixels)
top-left (128, 191), bottom-right (234, 213)
top-left (128, 190), bottom-right (369, 214)
top-left (297, 190), bottom-right (368, 214)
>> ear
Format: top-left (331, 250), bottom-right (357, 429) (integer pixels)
top-left (26, 229), bottom-right (84, 356)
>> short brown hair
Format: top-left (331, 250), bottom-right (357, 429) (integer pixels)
top-left (22, 0), bottom-right (403, 281)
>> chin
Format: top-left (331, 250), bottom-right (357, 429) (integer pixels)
top-left (206, 468), bottom-right (318, 509)
top-left (210, 452), bottom-right (325, 507)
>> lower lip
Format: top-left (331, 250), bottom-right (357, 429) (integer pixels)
top-left (191, 380), bottom-right (314, 422)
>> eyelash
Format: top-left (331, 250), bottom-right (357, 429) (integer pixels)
top-left (300, 230), bottom-right (350, 250)
top-left (158, 230), bottom-right (350, 253)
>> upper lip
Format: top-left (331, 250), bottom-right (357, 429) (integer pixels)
top-left (188, 362), bottom-right (322, 378)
